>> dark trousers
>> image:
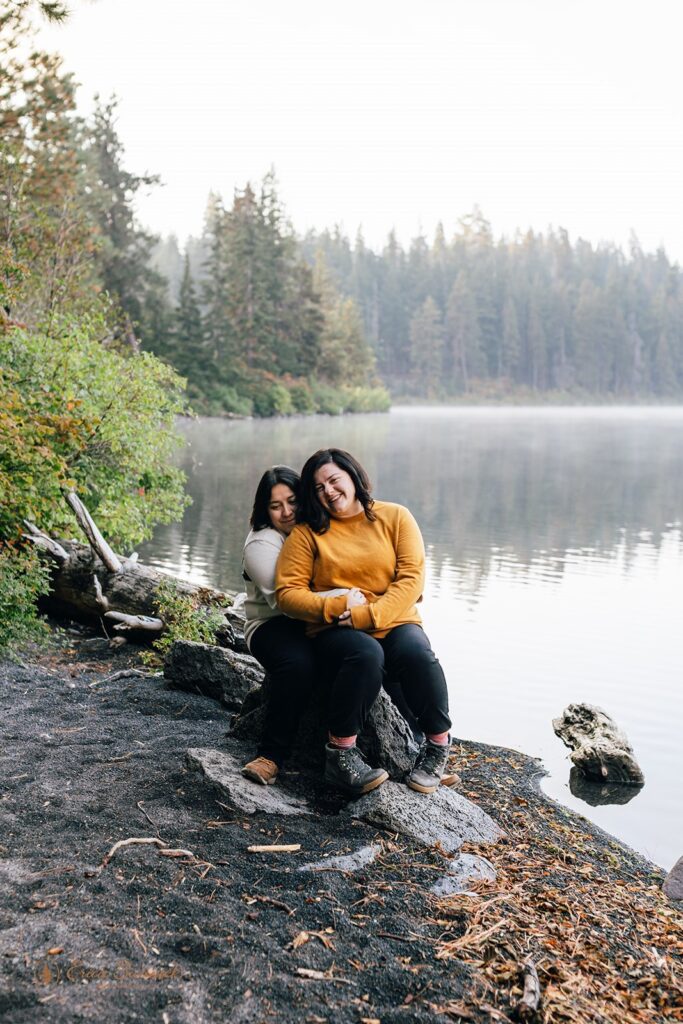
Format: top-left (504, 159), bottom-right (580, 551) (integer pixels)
top-left (249, 616), bottom-right (316, 766)
top-left (312, 623), bottom-right (452, 739)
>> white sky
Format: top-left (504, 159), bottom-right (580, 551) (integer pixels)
top-left (38, 0), bottom-right (683, 258)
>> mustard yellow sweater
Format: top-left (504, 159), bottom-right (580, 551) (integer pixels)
top-left (275, 501), bottom-right (424, 638)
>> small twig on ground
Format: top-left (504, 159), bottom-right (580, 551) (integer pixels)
top-left (99, 836), bottom-right (207, 872)
top-left (101, 836), bottom-right (167, 869)
top-left (136, 800), bottom-right (160, 830)
top-left (295, 967), bottom-right (352, 985)
top-left (90, 669), bottom-right (156, 688)
top-left (132, 927), bottom-right (148, 954)
top-left (247, 894), bottom-right (296, 916)
top-left (247, 844), bottom-right (301, 854)
top-left (376, 931), bottom-right (418, 943)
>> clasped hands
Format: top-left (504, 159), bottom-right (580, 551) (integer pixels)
top-left (337, 587), bottom-right (366, 628)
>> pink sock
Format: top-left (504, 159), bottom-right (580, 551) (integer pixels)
top-left (329, 733), bottom-right (357, 749)
top-left (426, 732), bottom-right (449, 746)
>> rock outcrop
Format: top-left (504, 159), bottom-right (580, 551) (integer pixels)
top-left (553, 703), bottom-right (644, 786)
top-left (165, 640), bottom-right (263, 709)
top-left (663, 856), bottom-right (683, 902)
top-left (345, 780), bottom-right (505, 853)
top-left (185, 748), bottom-right (311, 816)
top-left (430, 853), bottom-right (497, 896)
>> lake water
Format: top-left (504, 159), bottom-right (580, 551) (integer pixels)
top-left (139, 407), bottom-right (683, 870)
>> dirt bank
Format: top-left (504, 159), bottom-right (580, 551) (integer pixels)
top-left (0, 627), bottom-right (680, 1024)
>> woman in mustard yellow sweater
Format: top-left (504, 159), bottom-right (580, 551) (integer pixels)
top-left (276, 448), bottom-right (452, 796)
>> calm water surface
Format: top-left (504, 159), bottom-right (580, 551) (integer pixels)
top-left (140, 408), bottom-right (683, 869)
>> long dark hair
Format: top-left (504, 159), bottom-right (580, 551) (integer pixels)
top-left (250, 465), bottom-right (300, 530)
top-left (299, 448), bottom-right (375, 534)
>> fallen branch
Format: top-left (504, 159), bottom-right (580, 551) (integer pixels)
top-left (66, 490), bottom-right (122, 572)
top-left (516, 960), bottom-right (541, 1019)
top-left (22, 521), bottom-right (70, 563)
top-left (104, 611), bottom-right (164, 633)
top-left (93, 575), bottom-right (110, 613)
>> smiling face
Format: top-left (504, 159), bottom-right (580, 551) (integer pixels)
top-left (268, 483), bottom-right (297, 535)
top-left (313, 462), bottom-right (363, 519)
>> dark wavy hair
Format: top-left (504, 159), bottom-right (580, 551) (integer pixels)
top-left (250, 465), bottom-right (300, 531)
top-left (299, 448), bottom-right (375, 534)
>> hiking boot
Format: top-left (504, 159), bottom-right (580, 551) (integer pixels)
top-left (324, 744), bottom-right (388, 796)
top-left (406, 739), bottom-right (450, 794)
top-left (241, 756), bottom-right (278, 786)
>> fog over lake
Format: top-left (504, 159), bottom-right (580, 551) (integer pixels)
top-left (140, 407), bottom-right (683, 869)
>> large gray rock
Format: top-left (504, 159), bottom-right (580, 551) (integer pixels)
top-left (346, 781), bottom-right (504, 853)
top-left (186, 748), bottom-right (311, 816)
top-left (663, 856), bottom-right (683, 902)
top-left (553, 703), bottom-right (644, 785)
top-left (430, 853), bottom-right (497, 896)
top-left (230, 686), bottom-right (418, 780)
top-left (165, 640), bottom-right (264, 709)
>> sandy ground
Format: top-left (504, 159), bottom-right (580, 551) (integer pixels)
top-left (0, 626), bottom-right (680, 1024)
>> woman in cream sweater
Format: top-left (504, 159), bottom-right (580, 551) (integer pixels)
top-left (240, 465), bottom-right (349, 786)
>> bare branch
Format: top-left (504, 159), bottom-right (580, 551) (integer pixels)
top-left (93, 575), bottom-right (110, 613)
top-left (22, 521), bottom-right (69, 562)
top-left (66, 491), bottom-right (122, 573)
top-left (104, 611), bottom-right (163, 633)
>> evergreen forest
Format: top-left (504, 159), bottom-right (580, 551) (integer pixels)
top-left (153, 211), bottom-right (683, 407)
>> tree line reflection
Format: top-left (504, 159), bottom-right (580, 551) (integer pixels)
top-left (139, 412), bottom-right (683, 598)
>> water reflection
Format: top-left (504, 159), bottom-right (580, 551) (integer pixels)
top-left (140, 407), bottom-right (683, 593)
top-left (568, 768), bottom-right (643, 807)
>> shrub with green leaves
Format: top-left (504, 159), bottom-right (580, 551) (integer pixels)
top-left (0, 547), bottom-right (51, 654)
top-left (0, 314), bottom-right (190, 549)
top-left (140, 579), bottom-right (227, 668)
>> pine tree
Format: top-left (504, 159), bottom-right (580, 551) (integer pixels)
top-left (501, 292), bottom-right (521, 381)
top-left (409, 296), bottom-right (444, 397)
top-left (313, 254), bottom-right (375, 386)
top-left (172, 254), bottom-right (207, 389)
top-left (85, 97), bottom-right (171, 349)
top-left (445, 273), bottom-right (482, 392)
top-left (1, 5), bottom-right (95, 325)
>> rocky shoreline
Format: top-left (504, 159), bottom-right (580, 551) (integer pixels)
top-left (0, 625), bottom-right (680, 1023)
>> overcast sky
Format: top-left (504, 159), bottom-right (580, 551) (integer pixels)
top-left (38, 0), bottom-right (683, 259)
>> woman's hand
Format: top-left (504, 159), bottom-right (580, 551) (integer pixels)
top-left (345, 587), bottom-right (367, 609)
top-left (337, 587), bottom-right (366, 626)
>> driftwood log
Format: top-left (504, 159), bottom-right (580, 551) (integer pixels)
top-left (24, 491), bottom-right (233, 642)
top-left (553, 703), bottom-right (644, 786)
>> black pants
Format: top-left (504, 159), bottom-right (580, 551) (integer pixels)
top-left (249, 616), bottom-right (316, 766)
top-left (312, 623), bottom-right (452, 739)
